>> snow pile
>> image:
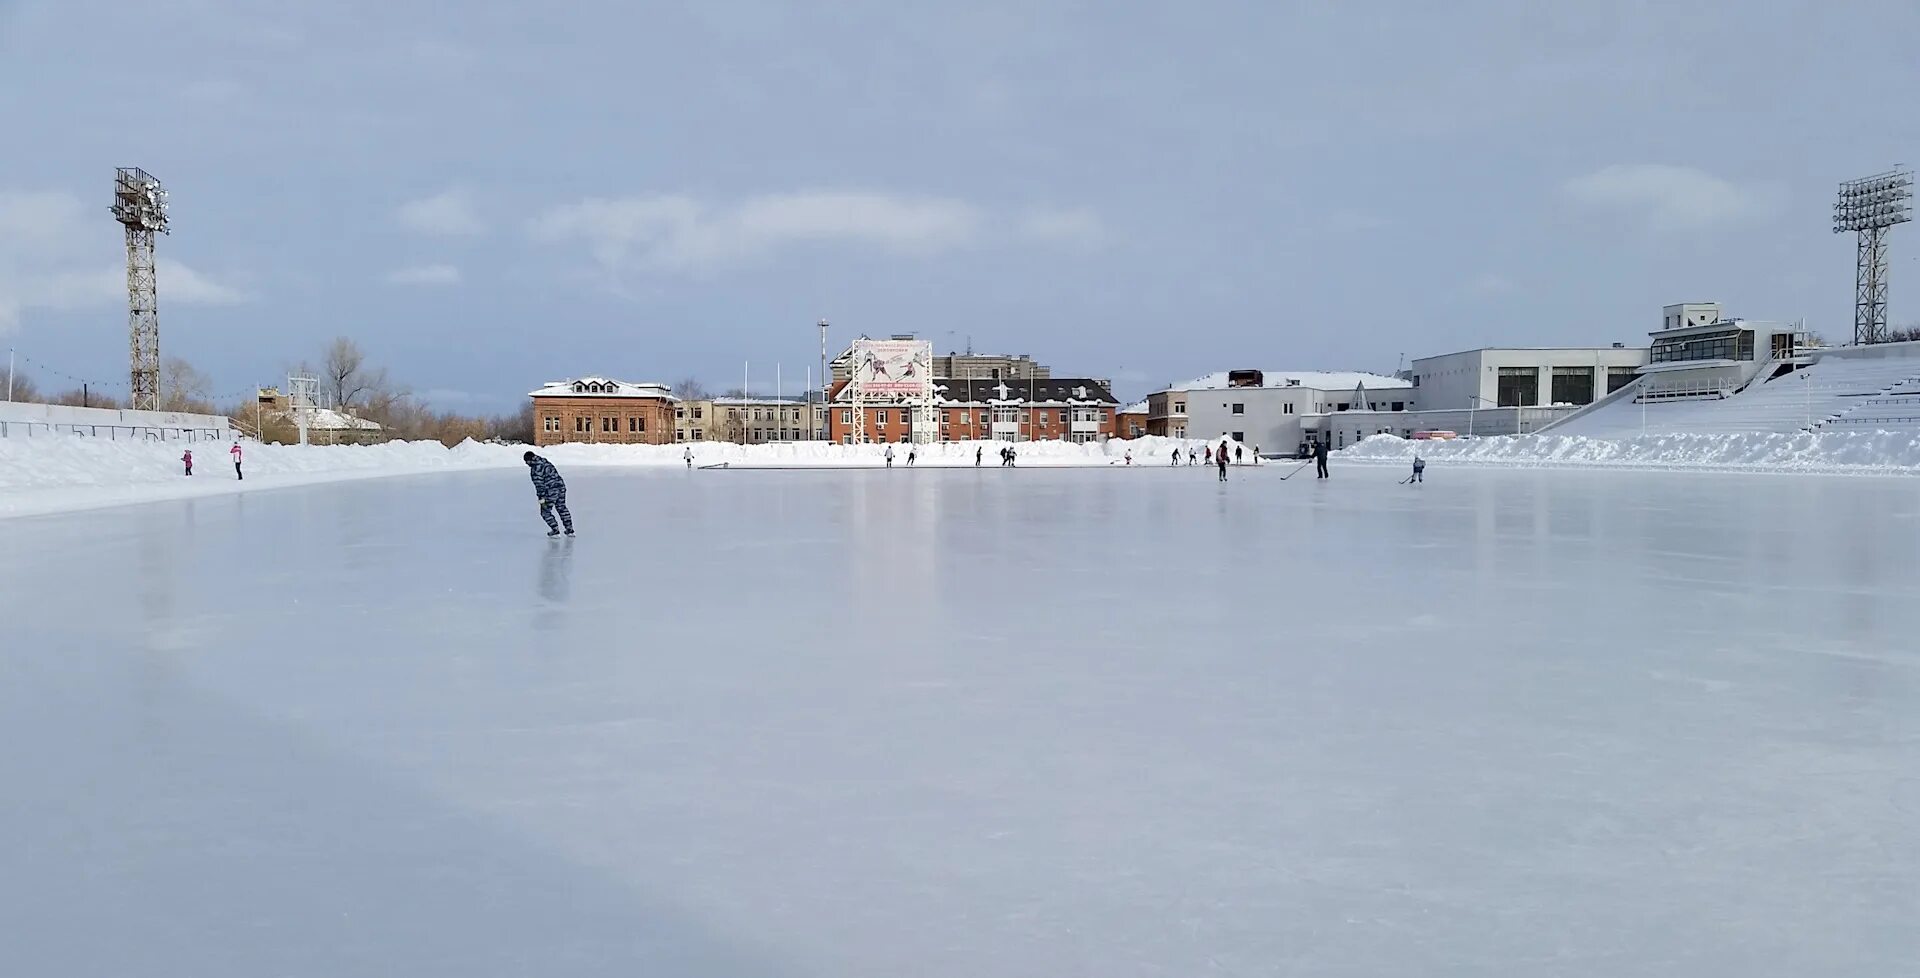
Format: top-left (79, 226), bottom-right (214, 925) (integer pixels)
top-left (0, 435), bottom-right (1210, 519)
top-left (1341, 431), bottom-right (1920, 472)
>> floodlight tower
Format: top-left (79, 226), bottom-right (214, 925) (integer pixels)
top-left (1834, 167), bottom-right (1913, 345)
top-left (111, 168), bottom-right (171, 409)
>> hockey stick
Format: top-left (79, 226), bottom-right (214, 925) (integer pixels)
top-left (1277, 462), bottom-right (1313, 480)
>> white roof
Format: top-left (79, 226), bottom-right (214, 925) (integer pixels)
top-left (302, 408), bottom-right (382, 431)
top-left (1166, 369), bottom-right (1411, 393)
top-left (528, 377), bottom-right (678, 400)
top-left (712, 396), bottom-right (812, 406)
top-left (1120, 400), bottom-right (1149, 414)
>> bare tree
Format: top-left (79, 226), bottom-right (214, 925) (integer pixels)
top-left (673, 377), bottom-right (712, 400)
top-left (5, 371), bottom-right (39, 403)
top-left (50, 387), bottom-right (121, 409)
top-left (159, 356), bottom-right (215, 413)
top-left (319, 337), bottom-right (393, 412)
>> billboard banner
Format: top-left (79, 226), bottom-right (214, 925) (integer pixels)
top-left (851, 339), bottom-right (932, 397)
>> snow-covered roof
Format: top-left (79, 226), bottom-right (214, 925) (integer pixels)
top-left (711, 396), bottom-right (813, 406)
top-left (528, 377), bottom-right (678, 400)
top-left (1119, 400), bottom-right (1149, 415)
top-left (301, 408), bottom-right (383, 431)
top-left (1164, 369), bottom-right (1412, 393)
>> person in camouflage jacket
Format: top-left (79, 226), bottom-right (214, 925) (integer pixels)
top-left (523, 452), bottom-right (574, 536)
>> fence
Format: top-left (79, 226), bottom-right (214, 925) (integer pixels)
top-left (0, 401), bottom-right (232, 442)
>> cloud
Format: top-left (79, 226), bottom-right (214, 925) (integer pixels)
top-left (1018, 207), bottom-right (1107, 247)
top-left (397, 189), bottom-right (484, 236)
top-left (530, 191), bottom-right (983, 275)
top-left (1563, 164), bottom-right (1784, 231)
top-left (385, 263), bottom-right (462, 286)
top-left (0, 190), bottom-right (246, 333)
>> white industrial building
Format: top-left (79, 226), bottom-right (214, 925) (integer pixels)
top-left (1149, 368), bottom-right (1412, 455)
top-left (1411, 346), bottom-right (1648, 411)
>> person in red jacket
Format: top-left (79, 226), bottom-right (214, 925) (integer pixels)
top-left (229, 440), bottom-right (244, 480)
top-left (181, 449), bottom-right (193, 476)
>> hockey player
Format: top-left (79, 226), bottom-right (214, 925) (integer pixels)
top-left (684, 446), bottom-right (694, 469)
top-left (1411, 455), bottom-right (1426, 484)
top-left (884, 445), bottom-right (895, 468)
top-left (1314, 439), bottom-right (1330, 479)
top-left (524, 451), bottom-right (574, 536)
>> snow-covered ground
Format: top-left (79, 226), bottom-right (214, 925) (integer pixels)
top-left (1344, 429), bottom-right (1920, 473)
top-left (3, 465), bottom-right (1917, 976)
top-left (0, 435), bottom-right (1202, 520)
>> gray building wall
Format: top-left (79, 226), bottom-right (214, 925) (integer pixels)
top-left (1411, 348), bottom-right (1649, 411)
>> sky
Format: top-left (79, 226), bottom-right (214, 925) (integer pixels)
top-left (3, 0), bottom-right (1919, 412)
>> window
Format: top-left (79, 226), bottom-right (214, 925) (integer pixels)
top-left (676, 406), bottom-right (685, 418)
top-left (676, 429), bottom-right (685, 442)
top-left (1337, 402), bottom-right (1349, 411)
top-left (1232, 431), bottom-right (1244, 442)
top-left (692, 406), bottom-right (703, 419)
top-left (693, 430), bottom-right (704, 441)
top-left (632, 416), bottom-right (646, 432)
top-left (1283, 403), bottom-right (1294, 415)
top-left (1391, 401), bottom-right (1404, 412)
top-left (544, 416), bottom-right (561, 432)
top-left (1231, 403), bottom-right (1245, 415)
top-left (1607, 366), bottom-right (1637, 394)
top-left (1173, 400), bottom-right (1186, 414)
top-left (1412, 375), bottom-right (1420, 387)
top-left (1550, 367), bottom-right (1595, 406)
top-left (841, 409), bottom-right (852, 424)
top-left (1037, 411), bottom-right (1049, 424)
top-left (1497, 367), bottom-right (1538, 407)
top-left (877, 410), bottom-right (888, 425)
top-left (575, 416), bottom-right (588, 433)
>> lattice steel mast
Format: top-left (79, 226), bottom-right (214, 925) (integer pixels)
top-left (111, 168), bottom-right (170, 410)
top-left (1834, 168), bottom-right (1912, 345)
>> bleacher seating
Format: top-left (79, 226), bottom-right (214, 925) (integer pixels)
top-left (1549, 355), bottom-right (1920, 438)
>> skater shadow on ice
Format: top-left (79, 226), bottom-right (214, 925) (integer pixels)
top-left (536, 538), bottom-right (575, 629)
top-left (0, 660), bottom-right (804, 978)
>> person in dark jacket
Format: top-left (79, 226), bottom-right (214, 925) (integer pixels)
top-left (1216, 444), bottom-right (1229, 482)
top-left (1314, 439), bottom-right (1330, 479)
top-left (1411, 455), bottom-right (1426, 484)
top-left (524, 451), bottom-right (574, 536)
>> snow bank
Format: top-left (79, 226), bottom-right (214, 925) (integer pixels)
top-left (0, 435), bottom-right (1208, 520)
top-left (1341, 431), bottom-right (1920, 473)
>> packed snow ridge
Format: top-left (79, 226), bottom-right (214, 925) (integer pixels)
top-left (1344, 430), bottom-right (1920, 473)
top-left (0, 436), bottom-right (1203, 520)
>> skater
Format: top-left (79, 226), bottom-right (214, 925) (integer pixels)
top-left (1252, 445), bottom-right (1260, 464)
top-left (1234, 443), bottom-right (1243, 465)
top-left (1188, 447), bottom-right (1197, 465)
top-left (884, 444), bottom-right (895, 468)
top-left (181, 449), bottom-right (193, 476)
top-left (907, 446), bottom-right (917, 467)
top-left (1314, 439), bottom-right (1330, 479)
top-left (1216, 445), bottom-right (1229, 482)
top-left (1007, 445), bottom-right (1017, 467)
top-left (1169, 449), bottom-right (1179, 466)
top-left (1411, 455), bottom-right (1426, 484)
top-left (524, 451), bottom-right (574, 536)
top-left (1124, 449), bottom-right (1133, 465)
top-left (999, 445), bottom-right (1010, 467)
top-left (684, 446), bottom-right (694, 469)
top-left (1203, 444), bottom-right (1212, 466)
top-left (976, 445), bottom-right (983, 467)
top-left (230, 440), bottom-right (244, 480)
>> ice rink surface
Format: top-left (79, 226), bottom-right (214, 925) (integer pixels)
top-left (4, 462), bottom-right (1918, 976)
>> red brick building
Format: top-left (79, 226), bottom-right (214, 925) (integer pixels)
top-left (528, 377), bottom-right (678, 447)
top-left (827, 377), bottom-right (1120, 444)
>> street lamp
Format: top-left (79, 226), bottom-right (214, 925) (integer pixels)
top-left (1467, 394), bottom-right (1494, 438)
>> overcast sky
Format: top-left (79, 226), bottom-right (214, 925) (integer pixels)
top-left (4, 0), bottom-right (1918, 410)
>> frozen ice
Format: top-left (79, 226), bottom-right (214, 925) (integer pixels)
top-left (3, 463), bottom-right (1918, 976)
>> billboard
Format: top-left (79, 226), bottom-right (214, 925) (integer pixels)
top-left (850, 339), bottom-right (932, 397)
